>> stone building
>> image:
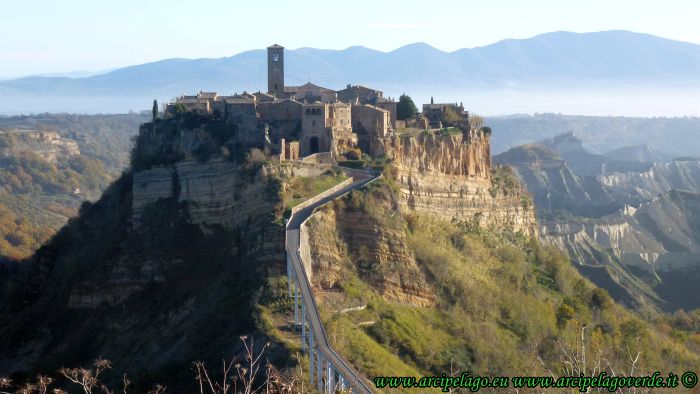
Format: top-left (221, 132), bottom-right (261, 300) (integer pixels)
top-left (338, 84), bottom-right (397, 129)
top-left (211, 94), bottom-right (257, 119)
top-left (351, 104), bottom-right (392, 155)
top-left (299, 102), bottom-right (354, 156)
top-left (254, 91), bottom-right (275, 103)
top-left (337, 84), bottom-right (384, 103)
top-left (422, 101), bottom-right (467, 123)
top-left (167, 91), bottom-right (219, 114)
top-left (374, 99), bottom-right (397, 129)
top-left (286, 82), bottom-right (338, 103)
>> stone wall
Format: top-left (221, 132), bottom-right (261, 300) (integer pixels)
top-left (258, 99), bottom-right (303, 142)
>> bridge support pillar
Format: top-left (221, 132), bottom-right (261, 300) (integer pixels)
top-left (293, 274), bottom-right (299, 329)
top-left (301, 304), bottom-right (306, 352)
top-left (317, 352), bottom-right (323, 392)
top-left (326, 364), bottom-right (334, 394)
top-left (309, 327), bottom-right (315, 385)
top-left (286, 254), bottom-right (292, 297)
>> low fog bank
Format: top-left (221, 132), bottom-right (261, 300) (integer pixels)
top-left (388, 87), bottom-right (700, 118)
top-left (3, 87), bottom-right (698, 117)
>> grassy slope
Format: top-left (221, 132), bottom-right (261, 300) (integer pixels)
top-left (282, 173), bottom-right (348, 209)
top-left (314, 181), bottom-right (700, 391)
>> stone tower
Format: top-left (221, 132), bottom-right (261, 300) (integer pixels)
top-left (267, 44), bottom-right (284, 96)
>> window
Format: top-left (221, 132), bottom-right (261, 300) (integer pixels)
top-left (272, 52), bottom-right (279, 62)
top-left (312, 120), bottom-right (316, 126)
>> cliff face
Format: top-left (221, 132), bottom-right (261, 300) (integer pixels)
top-left (132, 160), bottom-right (276, 229)
top-left (67, 160), bottom-right (284, 310)
top-left (389, 130), bottom-right (491, 179)
top-left (0, 129), bottom-right (80, 163)
top-left (386, 131), bottom-right (537, 237)
top-left (304, 184), bottom-right (435, 307)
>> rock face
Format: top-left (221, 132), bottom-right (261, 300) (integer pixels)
top-left (496, 134), bottom-right (700, 311)
top-left (389, 130), bottom-right (491, 179)
top-left (494, 144), bottom-right (619, 217)
top-left (387, 130), bottom-right (537, 237)
top-left (598, 160), bottom-right (700, 202)
top-left (540, 191), bottom-right (700, 310)
top-left (0, 129), bottom-right (80, 163)
top-left (132, 159), bottom-right (277, 231)
top-left (304, 186), bottom-right (435, 307)
top-left (65, 159), bottom-right (285, 310)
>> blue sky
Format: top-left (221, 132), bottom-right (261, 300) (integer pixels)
top-left (2, 0), bottom-right (699, 77)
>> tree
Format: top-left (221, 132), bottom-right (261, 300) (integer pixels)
top-left (589, 288), bottom-right (611, 311)
top-left (396, 94), bottom-right (418, 121)
top-left (152, 99), bottom-right (158, 121)
top-left (556, 303), bottom-right (575, 327)
top-left (173, 103), bottom-right (187, 116)
top-left (441, 106), bottom-right (461, 127)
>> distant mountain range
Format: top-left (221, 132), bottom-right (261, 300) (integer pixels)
top-left (3, 30), bottom-right (700, 97)
top-left (2, 30), bottom-right (700, 114)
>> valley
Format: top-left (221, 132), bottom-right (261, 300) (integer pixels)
top-left (494, 133), bottom-right (700, 312)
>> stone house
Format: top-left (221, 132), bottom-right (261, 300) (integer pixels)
top-left (286, 82), bottom-right (338, 103)
top-left (422, 101), bottom-right (466, 123)
top-left (337, 84), bottom-right (384, 103)
top-left (299, 102), bottom-right (355, 156)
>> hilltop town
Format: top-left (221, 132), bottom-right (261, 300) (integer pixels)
top-left (165, 44), bottom-right (485, 161)
top-left (138, 43), bottom-right (532, 238)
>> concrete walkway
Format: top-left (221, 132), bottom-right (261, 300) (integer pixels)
top-left (285, 173), bottom-right (379, 393)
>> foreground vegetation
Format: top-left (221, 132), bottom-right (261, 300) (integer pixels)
top-left (315, 181), bottom-right (700, 391)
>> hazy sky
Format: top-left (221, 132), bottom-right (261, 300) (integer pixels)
top-left (2, 0), bottom-right (700, 77)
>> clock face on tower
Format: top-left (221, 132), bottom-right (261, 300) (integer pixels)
top-left (273, 52), bottom-right (279, 62)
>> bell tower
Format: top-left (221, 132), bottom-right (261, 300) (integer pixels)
top-left (267, 44), bottom-right (284, 96)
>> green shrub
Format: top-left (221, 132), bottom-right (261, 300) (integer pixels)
top-left (337, 160), bottom-right (364, 169)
